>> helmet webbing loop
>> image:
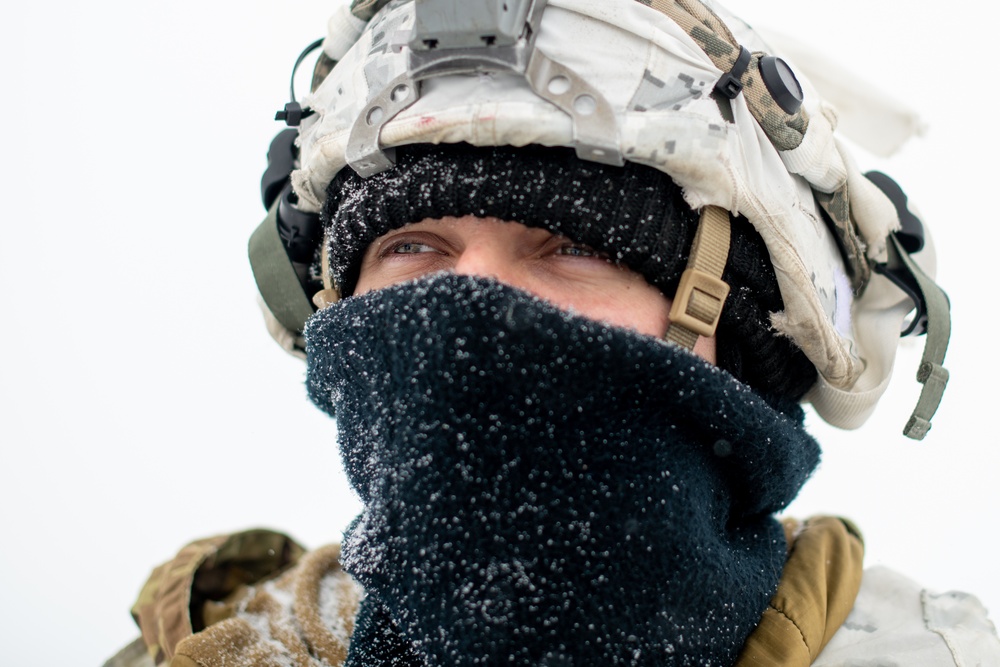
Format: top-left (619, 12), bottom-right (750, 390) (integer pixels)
top-left (349, 0), bottom-right (392, 21)
top-left (666, 205), bottom-right (731, 349)
top-left (644, 0), bottom-right (870, 291)
top-left (645, 0), bottom-right (809, 152)
top-left (313, 240), bottom-right (342, 309)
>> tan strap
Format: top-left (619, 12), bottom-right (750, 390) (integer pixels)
top-left (666, 205), bottom-right (731, 349)
top-left (312, 234), bottom-right (343, 309)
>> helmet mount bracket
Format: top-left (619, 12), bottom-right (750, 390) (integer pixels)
top-left (345, 0), bottom-right (623, 177)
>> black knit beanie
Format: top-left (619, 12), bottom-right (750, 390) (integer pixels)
top-left (320, 143), bottom-right (816, 403)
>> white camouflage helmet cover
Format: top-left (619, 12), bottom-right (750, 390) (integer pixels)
top-left (288, 0), bottom-right (942, 432)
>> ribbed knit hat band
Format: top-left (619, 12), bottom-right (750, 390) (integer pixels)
top-left (323, 144), bottom-right (698, 299)
top-left (320, 143), bottom-right (816, 403)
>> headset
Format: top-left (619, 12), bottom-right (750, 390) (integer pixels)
top-left (250, 40), bottom-right (328, 340)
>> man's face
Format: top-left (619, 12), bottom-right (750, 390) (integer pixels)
top-left (353, 215), bottom-right (716, 363)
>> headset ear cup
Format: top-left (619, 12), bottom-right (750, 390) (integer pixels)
top-left (261, 129), bottom-right (300, 209)
top-left (249, 199), bottom-right (317, 335)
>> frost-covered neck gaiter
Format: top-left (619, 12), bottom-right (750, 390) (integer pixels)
top-left (306, 274), bottom-right (821, 667)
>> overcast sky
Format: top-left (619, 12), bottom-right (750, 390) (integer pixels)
top-left (3, 1), bottom-right (998, 665)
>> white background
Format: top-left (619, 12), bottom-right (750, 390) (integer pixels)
top-left (2, 1), bottom-right (998, 665)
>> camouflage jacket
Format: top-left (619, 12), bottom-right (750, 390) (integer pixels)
top-left (104, 518), bottom-right (1000, 667)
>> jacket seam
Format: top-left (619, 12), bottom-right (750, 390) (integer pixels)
top-left (768, 603), bottom-right (812, 655)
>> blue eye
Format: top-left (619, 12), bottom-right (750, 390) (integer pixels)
top-left (393, 242), bottom-right (436, 254)
top-left (557, 244), bottom-right (600, 258)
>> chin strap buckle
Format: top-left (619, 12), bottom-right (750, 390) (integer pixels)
top-left (666, 206), bottom-right (731, 349)
top-left (670, 269), bottom-right (730, 339)
top-left (275, 102), bottom-right (314, 127)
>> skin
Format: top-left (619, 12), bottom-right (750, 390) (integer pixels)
top-left (354, 215), bottom-right (716, 364)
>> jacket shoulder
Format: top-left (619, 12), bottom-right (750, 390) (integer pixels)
top-left (813, 565), bottom-right (1000, 666)
top-left (170, 543), bottom-right (360, 667)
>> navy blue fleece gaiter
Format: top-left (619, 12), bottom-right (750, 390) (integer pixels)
top-left (306, 274), bottom-right (820, 666)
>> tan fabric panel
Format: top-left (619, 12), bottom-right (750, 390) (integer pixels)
top-left (735, 516), bottom-right (865, 666)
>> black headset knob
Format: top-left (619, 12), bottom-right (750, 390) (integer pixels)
top-left (758, 56), bottom-right (803, 115)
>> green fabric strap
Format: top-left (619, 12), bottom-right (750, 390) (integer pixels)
top-left (350, 0), bottom-right (393, 21)
top-left (886, 234), bottom-right (951, 440)
top-left (248, 201), bottom-right (316, 335)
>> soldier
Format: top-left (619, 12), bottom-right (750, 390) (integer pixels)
top-left (107, 0), bottom-right (1000, 665)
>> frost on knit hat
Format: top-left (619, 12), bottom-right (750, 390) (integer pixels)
top-left (320, 143), bottom-right (817, 403)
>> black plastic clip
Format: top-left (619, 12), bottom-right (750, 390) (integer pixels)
top-left (714, 45), bottom-right (751, 100)
top-left (275, 102), bottom-right (314, 127)
top-left (274, 37), bottom-right (325, 126)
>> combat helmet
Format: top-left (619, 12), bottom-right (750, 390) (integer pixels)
top-left (250, 0), bottom-right (950, 439)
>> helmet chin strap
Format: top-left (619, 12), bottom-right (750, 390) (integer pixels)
top-left (879, 233), bottom-right (951, 440)
top-left (313, 241), bottom-right (342, 309)
top-left (666, 205), bottom-right (732, 350)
